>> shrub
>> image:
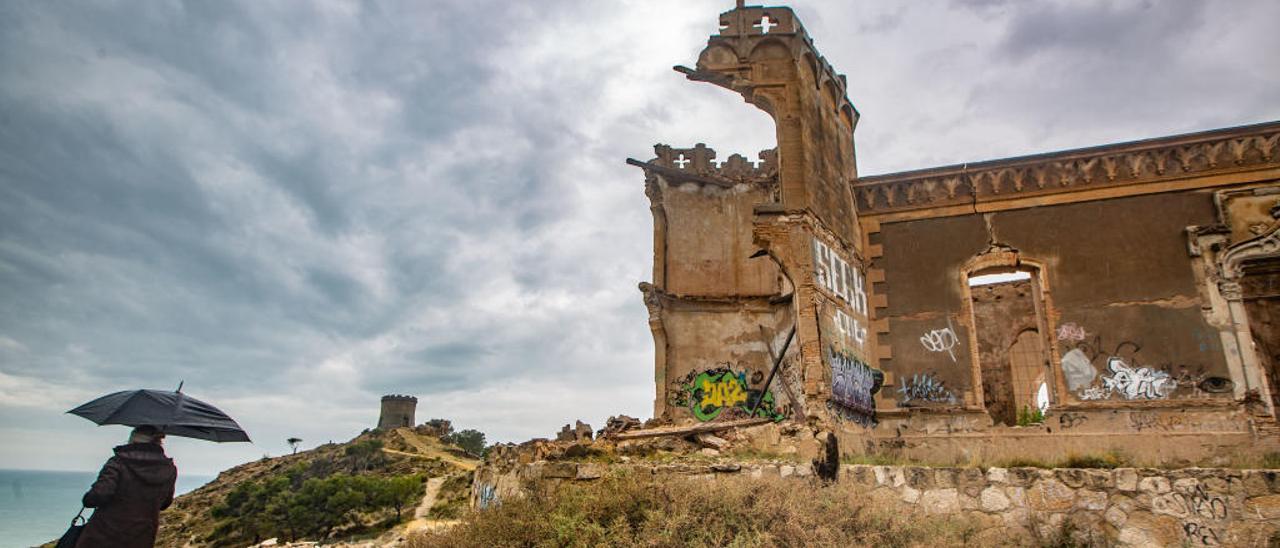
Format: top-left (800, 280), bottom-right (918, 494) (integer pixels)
top-left (207, 472), bottom-right (424, 545)
top-left (410, 474), bottom-right (987, 547)
top-left (1060, 450), bottom-right (1129, 469)
top-left (1017, 406), bottom-right (1045, 427)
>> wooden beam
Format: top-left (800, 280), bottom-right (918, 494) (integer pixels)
top-left (611, 417), bottom-right (773, 441)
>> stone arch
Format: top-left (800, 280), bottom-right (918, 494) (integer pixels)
top-left (698, 44), bottom-right (739, 70)
top-left (747, 38), bottom-right (790, 61)
top-left (958, 248), bottom-right (1064, 419)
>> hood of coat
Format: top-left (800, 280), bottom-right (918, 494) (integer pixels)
top-left (113, 443), bottom-right (177, 485)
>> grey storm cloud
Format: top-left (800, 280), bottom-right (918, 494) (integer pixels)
top-left (1, 0), bottom-right (1277, 474)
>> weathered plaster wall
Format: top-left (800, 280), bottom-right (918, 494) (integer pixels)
top-left (658, 178), bottom-right (781, 297)
top-left (875, 192), bottom-right (1233, 410)
top-left (470, 460), bottom-right (1280, 546)
top-left (658, 301), bottom-right (795, 423)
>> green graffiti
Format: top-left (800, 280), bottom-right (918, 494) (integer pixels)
top-left (676, 367), bottom-right (786, 423)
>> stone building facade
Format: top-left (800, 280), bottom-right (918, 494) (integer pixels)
top-left (629, 2), bottom-right (1280, 464)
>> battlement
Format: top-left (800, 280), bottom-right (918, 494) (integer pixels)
top-left (381, 394), bottom-right (418, 403)
top-left (629, 144), bottom-right (778, 188)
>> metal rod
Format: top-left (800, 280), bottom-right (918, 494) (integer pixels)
top-left (750, 324), bottom-right (795, 417)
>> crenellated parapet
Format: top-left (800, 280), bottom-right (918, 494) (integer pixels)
top-left (629, 144), bottom-right (778, 189)
top-left (854, 122), bottom-right (1280, 220)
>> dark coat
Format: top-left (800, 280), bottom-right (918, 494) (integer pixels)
top-left (76, 443), bottom-right (177, 548)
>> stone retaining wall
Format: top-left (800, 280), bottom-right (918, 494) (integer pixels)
top-left (472, 461), bottom-right (1280, 546)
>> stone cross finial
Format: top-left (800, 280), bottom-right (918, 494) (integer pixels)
top-left (754, 14), bottom-right (776, 34)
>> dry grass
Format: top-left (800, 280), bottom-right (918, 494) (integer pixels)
top-left (409, 473), bottom-right (997, 548)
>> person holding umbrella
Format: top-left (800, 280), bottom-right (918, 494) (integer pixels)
top-left (75, 425), bottom-right (177, 548)
top-left (61, 383), bottom-right (250, 547)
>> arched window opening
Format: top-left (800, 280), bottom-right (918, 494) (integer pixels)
top-left (966, 267), bottom-right (1051, 426)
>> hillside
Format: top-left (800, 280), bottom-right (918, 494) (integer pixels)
top-left (156, 425), bottom-right (480, 547)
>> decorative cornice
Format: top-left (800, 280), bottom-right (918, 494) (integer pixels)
top-left (853, 121), bottom-right (1280, 218)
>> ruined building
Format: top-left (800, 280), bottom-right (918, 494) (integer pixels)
top-left (629, 2), bottom-right (1280, 463)
top-left (377, 394), bottom-right (417, 430)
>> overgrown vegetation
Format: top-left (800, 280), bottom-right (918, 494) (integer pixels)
top-left (1260, 452), bottom-right (1280, 469)
top-left (428, 472), bottom-right (474, 520)
top-left (410, 474), bottom-right (995, 548)
top-left (1016, 405), bottom-right (1045, 427)
top-left (208, 464), bottom-right (423, 545)
top-left (424, 417), bottom-right (489, 457)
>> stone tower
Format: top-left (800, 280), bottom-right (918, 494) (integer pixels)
top-left (377, 394), bottom-right (417, 429)
top-left (630, 2), bottom-right (880, 427)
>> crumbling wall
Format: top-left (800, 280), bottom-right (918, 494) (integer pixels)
top-left (874, 192), bottom-right (1233, 411)
top-left (636, 144), bottom-right (797, 423)
top-left (633, 3), bottom-right (882, 429)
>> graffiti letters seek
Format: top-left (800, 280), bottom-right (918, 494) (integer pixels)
top-left (813, 238), bottom-right (867, 348)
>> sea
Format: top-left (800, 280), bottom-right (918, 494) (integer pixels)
top-left (0, 469), bottom-right (211, 548)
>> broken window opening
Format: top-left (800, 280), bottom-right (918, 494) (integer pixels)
top-left (967, 267), bottom-right (1053, 426)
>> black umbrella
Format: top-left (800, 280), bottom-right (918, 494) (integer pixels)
top-left (68, 383), bottom-right (251, 443)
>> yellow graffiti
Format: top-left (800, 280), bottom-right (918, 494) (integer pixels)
top-left (700, 377), bottom-right (747, 409)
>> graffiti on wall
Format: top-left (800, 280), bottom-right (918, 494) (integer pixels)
top-left (1057, 327), bottom-right (1192, 401)
top-left (669, 366), bottom-right (787, 422)
top-left (1092, 357), bottom-right (1177, 400)
top-left (477, 482), bottom-right (497, 509)
top-left (919, 318), bottom-right (959, 362)
top-left (812, 238), bottom-right (867, 315)
top-left (898, 372), bottom-right (958, 407)
top-left (1151, 482), bottom-right (1228, 546)
top-left (813, 238), bottom-right (867, 349)
top-left (1055, 322), bottom-right (1087, 342)
top-left (828, 345), bottom-right (883, 426)
top-left (1060, 348), bottom-right (1097, 392)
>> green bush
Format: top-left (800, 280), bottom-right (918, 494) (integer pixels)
top-left (441, 429), bottom-right (487, 457)
top-left (207, 471), bottom-right (424, 545)
top-left (1016, 406), bottom-right (1045, 427)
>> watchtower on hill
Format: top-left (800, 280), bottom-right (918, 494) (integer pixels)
top-left (377, 394), bottom-right (417, 430)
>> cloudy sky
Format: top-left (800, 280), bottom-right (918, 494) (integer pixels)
top-left (2, 0), bottom-right (1277, 476)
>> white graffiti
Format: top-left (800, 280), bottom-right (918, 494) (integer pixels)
top-left (1080, 357), bottom-right (1177, 400)
top-left (1060, 348), bottom-right (1097, 392)
top-left (812, 238), bottom-right (867, 315)
top-left (834, 309), bottom-right (867, 348)
top-left (1056, 322), bottom-right (1087, 342)
top-left (919, 320), bottom-right (959, 362)
top-left (814, 237), bottom-right (869, 350)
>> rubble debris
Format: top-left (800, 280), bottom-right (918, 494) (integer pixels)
top-left (694, 433), bottom-right (730, 450)
top-left (555, 420), bottom-right (593, 442)
top-left (599, 415), bottom-right (643, 438)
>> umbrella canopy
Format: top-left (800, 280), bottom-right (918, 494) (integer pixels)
top-left (68, 388), bottom-right (251, 443)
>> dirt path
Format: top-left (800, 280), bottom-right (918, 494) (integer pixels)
top-left (403, 475), bottom-right (461, 533)
top-left (415, 477), bottom-right (445, 520)
top-left (394, 428), bottom-right (478, 471)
